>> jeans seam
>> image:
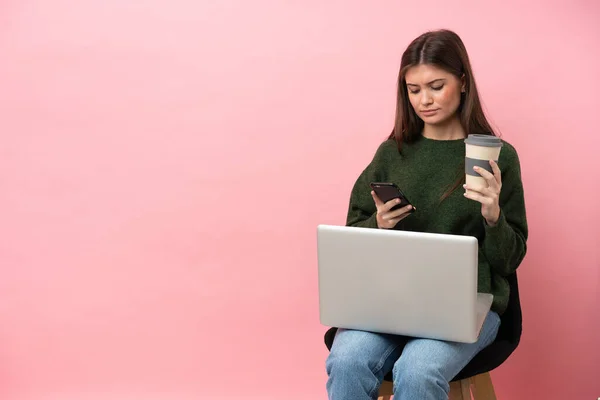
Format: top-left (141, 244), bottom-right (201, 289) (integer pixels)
top-left (368, 341), bottom-right (400, 399)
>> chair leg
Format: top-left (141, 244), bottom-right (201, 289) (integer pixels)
top-left (471, 373), bottom-right (496, 400)
top-left (449, 380), bottom-right (466, 400)
top-left (460, 379), bottom-right (472, 399)
top-left (378, 380), bottom-right (393, 400)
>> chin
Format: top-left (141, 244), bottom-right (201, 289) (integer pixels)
top-left (421, 115), bottom-right (445, 125)
top-left (422, 112), bottom-right (455, 126)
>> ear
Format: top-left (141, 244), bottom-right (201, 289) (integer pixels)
top-left (461, 74), bottom-right (466, 93)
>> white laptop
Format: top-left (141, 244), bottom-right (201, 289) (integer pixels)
top-left (316, 224), bottom-right (493, 344)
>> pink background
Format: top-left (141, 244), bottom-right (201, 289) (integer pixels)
top-left (1, 1), bottom-right (599, 399)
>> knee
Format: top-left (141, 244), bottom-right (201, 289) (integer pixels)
top-left (392, 358), bottom-right (449, 394)
top-left (326, 349), bottom-right (370, 378)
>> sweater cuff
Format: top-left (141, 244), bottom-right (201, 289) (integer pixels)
top-left (484, 210), bottom-right (511, 243)
top-left (362, 213), bottom-right (379, 229)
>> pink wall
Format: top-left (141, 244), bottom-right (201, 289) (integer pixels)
top-left (0, 1), bottom-right (598, 399)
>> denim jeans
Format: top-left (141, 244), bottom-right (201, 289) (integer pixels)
top-left (325, 311), bottom-right (501, 400)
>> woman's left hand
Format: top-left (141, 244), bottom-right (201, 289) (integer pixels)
top-left (463, 160), bottom-right (502, 226)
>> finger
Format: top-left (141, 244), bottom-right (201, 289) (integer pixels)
top-left (490, 160), bottom-right (502, 185)
top-left (386, 218), bottom-right (401, 227)
top-left (386, 204), bottom-right (414, 219)
top-left (387, 212), bottom-right (411, 226)
top-left (382, 197), bottom-right (402, 212)
top-left (371, 191), bottom-right (384, 208)
top-left (463, 189), bottom-right (493, 205)
top-left (473, 166), bottom-right (500, 191)
top-left (463, 184), bottom-right (485, 196)
top-left (463, 184), bottom-right (496, 198)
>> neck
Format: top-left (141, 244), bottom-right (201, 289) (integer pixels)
top-left (422, 116), bottom-right (465, 140)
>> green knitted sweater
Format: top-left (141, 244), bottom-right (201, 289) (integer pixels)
top-left (345, 136), bottom-right (528, 314)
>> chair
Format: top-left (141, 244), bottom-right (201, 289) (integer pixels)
top-left (377, 373), bottom-right (496, 400)
top-left (324, 273), bottom-right (522, 399)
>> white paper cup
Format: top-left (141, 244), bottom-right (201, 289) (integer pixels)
top-left (464, 134), bottom-right (503, 191)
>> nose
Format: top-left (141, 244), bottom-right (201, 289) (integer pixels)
top-left (420, 91), bottom-right (433, 106)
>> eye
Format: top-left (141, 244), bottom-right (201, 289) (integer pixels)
top-left (408, 89), bottom-right (420, 94)
top-left (431, 85), bottom-right (444, 91)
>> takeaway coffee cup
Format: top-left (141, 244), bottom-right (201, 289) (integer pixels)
top-left (464, 134), bottom-right (503, 191)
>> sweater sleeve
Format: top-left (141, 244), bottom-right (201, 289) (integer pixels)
top-left (345, 140), bottom-right (392, 229)
top-left (481, 143), bottom-right (529, 276)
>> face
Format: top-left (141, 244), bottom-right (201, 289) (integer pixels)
top-left (404, 64), bottom-right (464, 125)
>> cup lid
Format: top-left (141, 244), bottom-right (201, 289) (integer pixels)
top-left (464, 134), bottom-right (503, 147)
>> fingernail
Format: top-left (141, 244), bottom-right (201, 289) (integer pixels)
top-left (473, 166), bottom-right (479, 171)
top-left (396, 198), bottom-right (401, 203)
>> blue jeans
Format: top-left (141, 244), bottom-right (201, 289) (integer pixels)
top-left (325, 311), bottom-right (501, 400)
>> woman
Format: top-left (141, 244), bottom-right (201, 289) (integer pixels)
top-left (325, 29), bottom-right (528, 400)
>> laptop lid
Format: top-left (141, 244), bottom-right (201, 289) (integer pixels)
top-left (317, 224), bottom-right (487, 343)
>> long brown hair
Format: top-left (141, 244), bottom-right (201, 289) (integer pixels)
top-left (388, 29), bottom-right (497, 201)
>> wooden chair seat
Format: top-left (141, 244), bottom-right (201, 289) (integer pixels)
top-left (377, 372), bottom-right (497, 400)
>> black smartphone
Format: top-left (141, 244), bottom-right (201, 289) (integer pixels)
top-left (369, 182), bottom-right (415, 213)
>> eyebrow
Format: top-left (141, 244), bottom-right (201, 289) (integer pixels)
top-left (406, 78), bottom-right (446, 86)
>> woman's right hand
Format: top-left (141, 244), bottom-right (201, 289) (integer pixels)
top-left (371, 191), bottom-right (414, 229)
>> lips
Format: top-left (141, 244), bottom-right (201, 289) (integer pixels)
top-left (421, 109), bottom-right (439, 116)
